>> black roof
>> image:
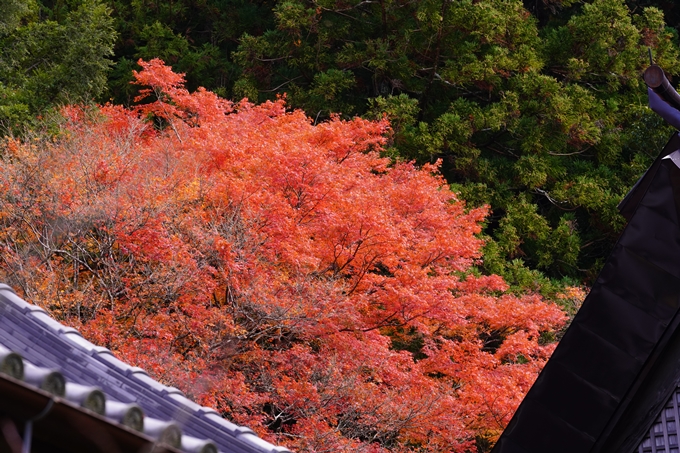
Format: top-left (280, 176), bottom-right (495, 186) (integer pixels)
top-left (0, 283), bottom-right (291, 453)
top-left (492, 132), bottom-right (680, 453)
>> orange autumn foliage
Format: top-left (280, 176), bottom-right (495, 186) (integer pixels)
top-left (0, 59), bottom-right (566, 452)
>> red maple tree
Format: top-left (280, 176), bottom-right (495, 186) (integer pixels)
top-left (0, 59), bottom-right (566, 452)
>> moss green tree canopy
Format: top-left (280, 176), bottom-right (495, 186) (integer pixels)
top-left (105, 0), bottom-right (277, 103)
top-left (0, 0), bottom-right (116, 128)
top-left (3, 0), bottom-right (680, 292)
top-left (229, 0), bottom-right (680, 289)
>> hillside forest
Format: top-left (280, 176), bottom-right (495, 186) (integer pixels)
top-left (0, 0), bottom-right (677, 451)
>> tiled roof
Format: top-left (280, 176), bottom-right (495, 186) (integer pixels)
top-left (0, 283), bottom-right (291, 453)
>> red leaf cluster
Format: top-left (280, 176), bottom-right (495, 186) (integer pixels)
top-left (0, 59), bottom-right (566, 452)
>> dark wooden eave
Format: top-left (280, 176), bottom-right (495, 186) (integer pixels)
top-left (492, 133), bottom-right (680, 453)
top-left (598, 314), bottom-right (680, 452)
top-left (0, 371), bottom-right (183, 453)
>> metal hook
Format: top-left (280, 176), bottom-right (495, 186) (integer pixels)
top-left (22, 399), bottom-right (54, 453)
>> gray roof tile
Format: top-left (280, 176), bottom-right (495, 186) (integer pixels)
top-left (0, 284), bottom-right (292, 453)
